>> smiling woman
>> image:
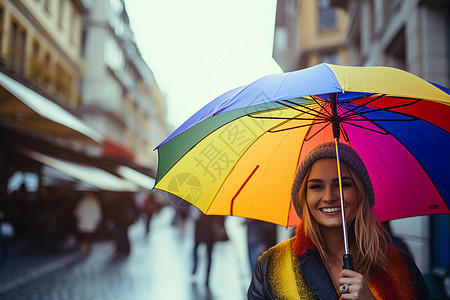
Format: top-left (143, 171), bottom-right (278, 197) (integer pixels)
top-left (306, 158), bottom-right (359, 229)
top-left (248, 142), bottom-right (431, 299)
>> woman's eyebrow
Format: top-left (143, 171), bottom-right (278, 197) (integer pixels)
top-left (307, 178), bottom-right (323, 183)
top-left (332, 176), bottom-right (353, 182)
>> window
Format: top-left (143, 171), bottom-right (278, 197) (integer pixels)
top-left (30, 40), bottom-right (41, 81)
top-left (69, 13), bottom-right (76, 43)
top-left (0, 6), bottom-right (4, 51)
top-left (10, 21), bottom-right (27, 73)
top-left (58, 0), bottom-right (64, 27)
top-left (369, 0), bottom-right (375, 39)
top-left (45, 0), bottom-right (51, 11)
top-left (104, 37), bottom-right (124, 71)
top-left (80, 29), bottom-right (87, 56)
top-left (55, 63), bottom-right (72, 100)
top-left (319, 0), bottom-right (337, 31)
top-left (385, 27), bottom-right (406, 70)
top-left (320, 52), bottom-right (340, 65)
top-left (108, 0), bottom-right (124, 36)
top-left (32, 40), bottom-right (40, 60)
top-left (43, 52), bottom-right (52, 86)
top-left (56, 63), bottom-right (64, 94)
top-left (431, 215), bottom-right (450, 273)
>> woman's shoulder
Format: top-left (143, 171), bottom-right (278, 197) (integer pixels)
top-left (258, 238), bottom-right (294, 261)
top-left (387, 243), bottom-right (415, 265)
top-left (373, 243), bottom-right (431, 299)
top-left (385, 243), bottom-right (427, 285)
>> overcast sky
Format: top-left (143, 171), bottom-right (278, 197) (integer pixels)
top-left (124, 0), bottom-right (282, 129)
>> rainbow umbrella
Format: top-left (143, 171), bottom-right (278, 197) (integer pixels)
top-left (154, 64), bottom-right (450, 229)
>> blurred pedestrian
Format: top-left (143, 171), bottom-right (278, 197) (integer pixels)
top-left (0, 184), bottom-right (14, 262)
top-left (142, 191), bottom-right (160, 236)
top-left (245, 219), bottom-right (277, 271)
top-left (28, 186), bottom-right (50, 252)
top-left (74, 191), bottom-right (102, 255)
top-left (108, 192), bottom-right (139, 256)
top-left (171, 205), bottom-right (189, 236)
top-left (382, 221), bottom-right (413, 258)
top-left (11, 183), bottom-right (28, 237)
top-left (192, 213), bottom-right (228, 286)
top-left (55, 185), bottom-right (77, 243)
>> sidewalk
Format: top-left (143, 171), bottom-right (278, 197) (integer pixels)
top-left (0, 206), bottom-right (252, 297)
top-left (0, 236), bottom-right (82, 294)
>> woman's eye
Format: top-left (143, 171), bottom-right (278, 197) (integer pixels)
top-left (308, 184), bottom-right (322, 190)
top-left (341, 181), bottom-right (353, 188)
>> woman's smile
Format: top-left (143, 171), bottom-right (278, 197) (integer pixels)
top-left (306, 158), bottom-right (358, 228)
top-left (319, 206), bottom-right (341, 214)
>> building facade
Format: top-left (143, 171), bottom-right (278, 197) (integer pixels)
top-left (337, 0), bottom-right (449, 87)
top-left (273, 0), bottom-right (349, 71)
top-left (80, 0), bottom-right (167, 170)
top-left (0, 0), bottom-right (85, 110)
top-left (0, 0), bottom-right (167, 187)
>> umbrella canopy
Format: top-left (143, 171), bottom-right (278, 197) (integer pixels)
top-left (154, 63), bottom-right (450, 227)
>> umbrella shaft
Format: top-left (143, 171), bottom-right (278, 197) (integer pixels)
top-left (335, 138), bottom-right (350, 255)
top-left (330, 93), bottom-right (341, 139)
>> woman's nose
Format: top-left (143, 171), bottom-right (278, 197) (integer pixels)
top-left (323, 186), bottom-right (338, 201)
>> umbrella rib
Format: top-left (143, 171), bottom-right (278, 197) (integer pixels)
top-left (268, 120), bottom-right (331, 133)
top-left (304, 122), bottom-right (332, 141)
top-left (230, 165), bottom-right (260, 216)
top-left (341, 98), bottom-right (422, 119)
top-left (248, 115), bottom-right (327, 121)
top-left (339, 94), bottom-right (386, 118)
top-left (341, 120), bottom-right (390, 135)
top-left (278, 100), bottom-right (331, 119)
top-left (343, 117), bottom-right (419, 122)
top-left (311, 95), bottom-right (333, 118)
top-left (340, 124), bottom-right (350, 142)
top-left (249, 101), bottom-right (330, 121)
top-left (339, 94), bottom-right (376, 104)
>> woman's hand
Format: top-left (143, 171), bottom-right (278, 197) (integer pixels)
top-left (338, 269), bottom-right (376, 299)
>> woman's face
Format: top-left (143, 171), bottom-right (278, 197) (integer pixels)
top-left (306, 158), bottom-right (359, 228)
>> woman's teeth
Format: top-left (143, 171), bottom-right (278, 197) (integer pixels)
top-left (321, 207), bottom-right (340, 213)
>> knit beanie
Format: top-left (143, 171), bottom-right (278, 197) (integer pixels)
top-left (291, 142), bottom-right (375, 218)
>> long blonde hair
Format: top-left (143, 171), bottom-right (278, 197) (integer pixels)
top-left (297, 162), bottom-right (390, 277)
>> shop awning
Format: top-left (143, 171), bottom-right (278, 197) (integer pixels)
top-left (22, 149), bottom-right (138, 192)
top-left (0, 71), bottom-right (103, 144)
top-left (103, 139), bottom-right (135, 160)
top-left (117, 166), bottom-right (155, 190)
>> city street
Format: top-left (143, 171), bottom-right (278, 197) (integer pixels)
top-left (0, 206), bottom-right (253, 300)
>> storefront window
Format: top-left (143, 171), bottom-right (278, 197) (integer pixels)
top-left (319, 0), bottom-right (337, 31)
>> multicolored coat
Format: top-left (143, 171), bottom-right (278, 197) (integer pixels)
top-left (248, 225), bottom-right (430, 299)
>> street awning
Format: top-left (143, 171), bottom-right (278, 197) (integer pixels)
top-left (0, 71), bottom-right (103, 144)
top-left (117, 166), bottom-right (155, 190)
top-left (22, 149), bottom-right (138, 192)
top-left (103, 139), bottom-right (135, 160)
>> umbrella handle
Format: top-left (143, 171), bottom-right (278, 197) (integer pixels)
top-left (343, 254), bottom-right (354, 270)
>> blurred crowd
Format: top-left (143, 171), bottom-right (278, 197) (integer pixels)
top-left (0, 182), bottom-right (284, 288)
top-left (0, 183), bottom-right (145, 260)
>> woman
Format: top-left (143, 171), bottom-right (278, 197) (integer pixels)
top-left (248, 142), bottom-right (430, 299)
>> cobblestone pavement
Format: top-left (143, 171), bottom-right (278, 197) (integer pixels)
top-left (0, 206), bottom-right (253, 300)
